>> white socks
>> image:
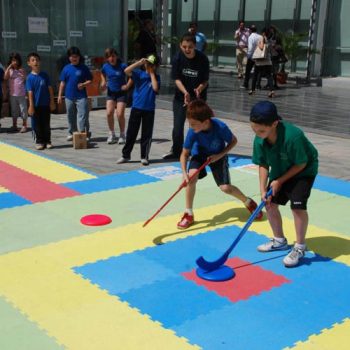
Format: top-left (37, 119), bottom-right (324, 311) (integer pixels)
top-left (295, 243), bottom-right (306, 251)
top-left (185, 208), bottom-right (193, 216)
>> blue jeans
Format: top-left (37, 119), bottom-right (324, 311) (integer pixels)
top-left (65, 98), bottom-right (89, 134)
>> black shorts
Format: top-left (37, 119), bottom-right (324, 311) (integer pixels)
top-left (189, 155), bottom-right (231, 186)
top-left (269, 176), bottom-right (316, 210)
top-left (106, 89), bottom-right (127, 103)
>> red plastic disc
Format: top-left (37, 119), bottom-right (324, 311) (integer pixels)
top-left (80, 214), bottom-right (112, 226)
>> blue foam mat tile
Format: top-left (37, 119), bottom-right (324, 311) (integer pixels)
top-left (74, 252), bottom-right (177, 294)
top-left (0, 192), bottom-right (31, 209)
top-left (228, 155), bottom-right (253, 167)
top-left (174, 251), bottom-right (350, 350)
top-left (314, 174), bottom-right (350, 198)
top-left (63, 171), bottom-right (159, 194)
top-left (138, 236), bottom-right (223, 273)
top-left (119, 276), bottom-right (231, 328)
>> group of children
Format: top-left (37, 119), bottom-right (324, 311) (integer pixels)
top-left (0, 38), bottom-right (318, 268)
top-left (178, 98), bottom-right (318, 268)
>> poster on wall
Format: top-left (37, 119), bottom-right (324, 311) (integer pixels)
top-left (2, 31), bottom-right (17, 38)
top-left (28, 17), bottom-right (48, 34)
top-left (37, 45), bottom-right (51, 52)
top-left (70, 31), bottom-right (83, 37)
top-left (86, 20), bottom-right (98, 27)
top-left (53, 40), bottom-right (67, 47)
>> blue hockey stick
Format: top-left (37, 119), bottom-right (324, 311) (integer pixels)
top-left (196, 188), bottom-right (273, 272)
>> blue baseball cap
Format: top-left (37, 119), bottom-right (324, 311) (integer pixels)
top-left (250, 101), bottom-right (282, 124)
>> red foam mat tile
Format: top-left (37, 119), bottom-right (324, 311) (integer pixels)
top-left (0, 160), bottom-right (80, 203)
top-left (183, 257), bottom-right (290, 303)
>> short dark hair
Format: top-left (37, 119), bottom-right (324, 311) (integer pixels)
top-left (189, 21), bottom-right (198, 27)
top-left (27, 52), bottom-right (40, 61)
top-left (180, 33), bottom-right (196, 44)
top-left (8, 52), bottom-right (22, 68)
top-left (186, 100), bottom-right (213, 122)
top-left (250, 25), bottom-right (257, 33)
top-left (104, 47), bottom-right (119, 58)
top-left (67, 46), bottom-right (82, 58)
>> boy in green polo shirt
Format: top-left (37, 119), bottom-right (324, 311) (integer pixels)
top-left (250, 101), bottom-right (318, 267)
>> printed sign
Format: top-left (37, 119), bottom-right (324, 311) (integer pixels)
top-left (139, 166), bottom-right (182, 180)
top-left (37, 45), bottom-right (51, 52)
top-left (28, 17), bottom-right (48, 34)
top-left (53, 40), bottom-right (67, 47)
top-left (85, 20), bottom-right (98, 27)
top-left (2, 31), bottom-right (17, 38)
top-left (70, 31), bottom-right (83, 37)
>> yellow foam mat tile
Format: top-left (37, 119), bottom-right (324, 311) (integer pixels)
top-left (286, 318), bottom-right (350, 350)
top-left (0, 142), bottom-right (95, 183)
top-left (0, 185), bottom-right (9, 193)
top-left (0, 201), bottom-right (348, 349)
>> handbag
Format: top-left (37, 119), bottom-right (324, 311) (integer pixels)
top-left (252, 43), bottom-right (267, 60)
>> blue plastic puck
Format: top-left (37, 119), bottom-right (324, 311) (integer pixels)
top-left (196, 265), bottom-right (235, 281)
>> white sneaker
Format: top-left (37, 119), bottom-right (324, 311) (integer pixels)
top-left (283, 246), bottom-right (305, 267)
top-left (141, 159), bottom-right (149, 166)
top-left (257, 238), bottom-right (289, 252)
top-left (66, 134), bottom-right (73, 141)
top-left (118, 135), bottom-right (126, 145)
top-left (116, 157), bottom-right (130, 164)
top-left (107, 134), bottom-right (117, 144)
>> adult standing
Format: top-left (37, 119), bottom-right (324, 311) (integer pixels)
top-left (163, 33), bottom-right (209, 160)
top-left (248, 29), bottom-right (275, 98)
top-left (188, 22), bottom-right (207, 52)
top-left (242, 25), bottom-right (261, 90)
top-left (234, 21), bottom-right (250, 79)
top-left (135, 19), bottom-right (158, 59)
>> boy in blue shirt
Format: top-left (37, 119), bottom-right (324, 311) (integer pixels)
top-left (57, 47), bottom-right (92, 141)
top-left (250, 101), bottom-right (318, 267)
top-left (26, 52), bottom-right (55, 150)
top-left (117, 54), bottom-right (160, 166)
top-left (177, 99), bottom-right (262, 229)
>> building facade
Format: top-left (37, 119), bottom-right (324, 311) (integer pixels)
top-left (1, 0), bottom-right (349, 91)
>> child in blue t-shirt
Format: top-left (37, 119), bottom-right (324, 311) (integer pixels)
top-left (177, 99), bottom-right (262, 229)
top-left (116, 54), bottom-right (160, 166)
top-left (57, 47), bottom-right (92, 141)
top-left (101, 48), bottom-right (132, 145)
top-left (26, 52), bottom-right (55, 150)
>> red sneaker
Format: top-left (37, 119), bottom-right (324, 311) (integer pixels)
top-left (246, 198), bottom-right (263, 220)
top-left (177, 213), bottom-right (194, 229)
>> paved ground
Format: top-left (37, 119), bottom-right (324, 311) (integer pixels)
top-left (0, 72), bottom-right (350, 350)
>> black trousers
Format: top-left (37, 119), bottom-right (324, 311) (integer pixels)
top-left (122, 108), bottom-right (155, 159)
top-left (171, 98), bottom-right (187, 157)
top-left (243, 58), bottom-right (255, 88)
top-left (251, 65), bottom-right (274, 92)
top-left (34, 106), bottom-right (51, 144)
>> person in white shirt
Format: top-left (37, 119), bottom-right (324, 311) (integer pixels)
top-left (242, 25), bottom-right (261, 89)
top-left (234, 21), bottom-right (250, 79)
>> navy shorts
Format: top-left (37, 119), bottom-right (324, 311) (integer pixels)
top-left (189, 155), bottom-right (231, 186)
top-left (269, 176), bottom-right (316, 210)
top-left (106, 89), bottom-right (127, 103)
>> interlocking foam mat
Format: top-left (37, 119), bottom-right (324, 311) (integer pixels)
top-left (0, 141), bottom-right (349, 350)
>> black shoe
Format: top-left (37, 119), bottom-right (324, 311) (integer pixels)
top-left (162, 152), bottom-right (179, 160)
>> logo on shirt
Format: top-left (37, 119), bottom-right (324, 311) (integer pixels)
top-left (182, 68), bottom-right (198, 78)
top-left (279, 152), bottom-right (288, 161)
top-left (75, 70), bottom-right (82, 77)
top-left (40, 78), bottom-right (46, 86)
